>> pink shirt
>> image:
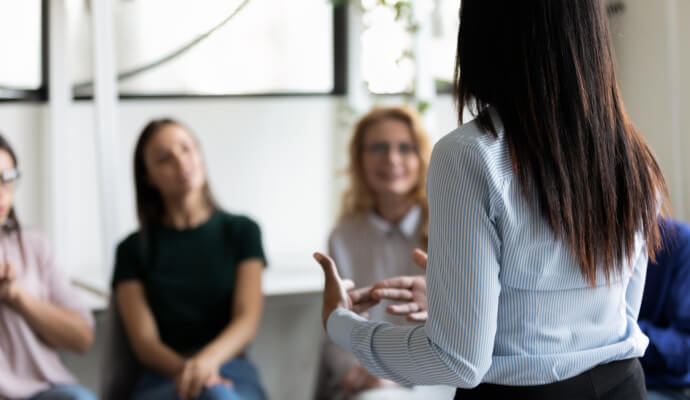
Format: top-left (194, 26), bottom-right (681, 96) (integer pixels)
top-left (0, 229), bottom-right (94, 399)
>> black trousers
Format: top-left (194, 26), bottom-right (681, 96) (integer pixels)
top-left (455, 358), bottom-right (646, 400)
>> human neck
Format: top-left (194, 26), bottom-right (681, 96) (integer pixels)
top-left (162, 191), bottom-right (213, 229)
top-left (374, 195), bottom-right (413, 225)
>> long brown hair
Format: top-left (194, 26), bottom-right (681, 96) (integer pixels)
top-left (133, 118), bottom-right (218, 233)
top-left (339, 105), bottom-right (432, 247)
top-left (0, 134), bottom-right (25, 263)
top-left (454, 0), bottom-right (668, 285)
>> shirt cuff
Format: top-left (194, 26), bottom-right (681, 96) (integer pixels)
top-left (326, 307), bottom-right (367, 353)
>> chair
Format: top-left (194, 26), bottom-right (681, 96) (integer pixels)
top-left (100, 296), bottom-right (141, 400)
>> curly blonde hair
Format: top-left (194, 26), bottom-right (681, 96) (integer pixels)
top-left (339, 105), bottom-right (432, 248)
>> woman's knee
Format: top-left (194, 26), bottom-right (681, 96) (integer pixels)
top-left (35, 385), bottom-right (98, 400)
top-left (198, 384), bottom-right (241, 400)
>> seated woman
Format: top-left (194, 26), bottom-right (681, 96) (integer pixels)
top-left (113, 119), bottom-right (267, 400)
top-left (0, 135), bottom-right (96, 400)
top-left (639, 218), bottom-right (690, 400)
top-left (314, 106), bottom-right (454, 400)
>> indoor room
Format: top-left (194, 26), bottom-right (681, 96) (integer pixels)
top-left (0, 1), bottom-right (689, 399)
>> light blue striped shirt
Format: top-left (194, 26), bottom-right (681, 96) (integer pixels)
top-left (327, 112), bottom-right (649, 388)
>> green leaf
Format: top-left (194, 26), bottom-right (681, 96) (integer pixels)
top-left (417, 101), bottom-right (430, 114)
top-left (407, 23), bottom-right (420, 33)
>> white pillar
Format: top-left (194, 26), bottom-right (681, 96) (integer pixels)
top-left (46, 0), bottom-right (72, 274)
top-left (90, 0), bottom-right (121, 280)
top-left (346, 3), bottom-right (370, 113)
top-left (411, 0), bottom-right (438, 134)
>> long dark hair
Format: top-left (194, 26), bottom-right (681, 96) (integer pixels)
top-left (0, 134), bottom-right (25, 262)
top-left (454, 0), bottom-right (668, 285)
top-left (133, 118), bottom-right (218, 233)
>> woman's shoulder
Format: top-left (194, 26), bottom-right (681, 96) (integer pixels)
top-left (18, 226), bottom-right (46, 242)
top-left (114, 231), bottom-right (145, 260)
top-left (328, 213), bottom-right (374, 255)
top-left (117, 230), bottom-right (141, 248)
top-left (434, 116), bottom-right (512, 183)
top-left (330, 213), bottom-right (368, 241)
top-left (219, 211), bottom-right (260, 229)
top-left (217, 211), bottom-right (263, 240)
top-left (437, 117), bottom-right (506, 158)
top-left (11, 228), bottom-right (55, 272)
top-left (17, 227), bottom-right (50, 253)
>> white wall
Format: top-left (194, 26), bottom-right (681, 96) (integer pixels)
top-left (678, 1), bottom-right (690, 219)
top-left (2, 5), bottom-right (688, 396)
top-left (68, 97), bottom-right (339, 285)
top-left (0, 95), bottom-right (459, 288)
top-left (610, 0), bottom-right (689, 218)
top-left (2, 1), bottom-right (689, 281)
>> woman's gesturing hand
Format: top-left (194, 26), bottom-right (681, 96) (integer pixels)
top-left (314, 252), bottom-right (353, 329)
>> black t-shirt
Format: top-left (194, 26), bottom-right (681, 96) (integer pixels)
top-left (112, 211), bottom-right (266, 352)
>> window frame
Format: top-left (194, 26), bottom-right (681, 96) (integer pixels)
top-left (73, 3), bottom-right (348, 100)
top-left (1, 2), bottom-right (346, 102)
top-left (1, 2), bottom-right (626, 103)
top-left (0, 0), bottom-right (48, 103)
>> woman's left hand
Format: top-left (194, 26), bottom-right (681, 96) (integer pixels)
top-left (0, 263), bottom-right (20, 303)
top-left (314, 252), bottom-right (353, 329)
top-left (175, 355), bottom-right (228, 399)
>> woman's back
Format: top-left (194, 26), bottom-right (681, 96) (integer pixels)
top-left (318, 1), bottom-right (661, 398)
top-left (426, 111), bottom-right (648, 386)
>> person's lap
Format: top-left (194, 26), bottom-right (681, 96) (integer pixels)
top-left (647, 388), bottom-right (690, 400)
top-left (351, 385), bottom-right (456, 400)
top-left (29, 384), bottom-right (97, 400)
top-left (131, 376), bottom-right (240, 400)
top-left (131, 357), bottom-right (266, 400)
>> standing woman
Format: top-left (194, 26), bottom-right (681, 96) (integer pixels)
top-left (314, 106), bottom-right (451, 399)
top-left (113, 119), bottom-right (267, 400)
top-left (0, 135), bottom-right (96, 400)
top-left (316, 1), bottom-right (667, 399)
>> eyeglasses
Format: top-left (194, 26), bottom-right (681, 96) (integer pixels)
top-left (364, 142), bottom-right (418, 157)
top-left (0, 168), bottom-right (20, 189)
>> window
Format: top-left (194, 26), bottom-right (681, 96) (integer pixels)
top-left (360, 0), bottom-right (460, 94)
top-left (0, 0), bottom-right (44, 100)
top-left (68, 0), bottom-right (334, 97)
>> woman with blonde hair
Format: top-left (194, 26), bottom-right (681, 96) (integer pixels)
top-left (339, 105), bottom-right (431, 248)
top-left (313, 105), bottom-right (453, 400)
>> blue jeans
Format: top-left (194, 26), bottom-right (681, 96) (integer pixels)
top-left (29, 384), bottom-right (97, 400)
top-left (648, 388), bottom-right (690, 400)
top-left (131, 357), bottom-right (267, 400)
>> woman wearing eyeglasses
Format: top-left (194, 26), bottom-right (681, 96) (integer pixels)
top-left (313, 106), bottom-right (453, 400)
top-left (0, 135), bottom-right (96, 400)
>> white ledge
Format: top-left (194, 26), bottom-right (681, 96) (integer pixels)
top-left (70, 267), bottom-right (325, 311)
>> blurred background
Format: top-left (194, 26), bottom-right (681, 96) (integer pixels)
top-left (0, 0), bottom-right (688, 398)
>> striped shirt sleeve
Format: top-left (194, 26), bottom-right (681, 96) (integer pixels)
top-left (327, 138), bottom-right (503, 388)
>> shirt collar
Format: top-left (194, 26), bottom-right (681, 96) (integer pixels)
top-left (368, 205), bottom-right (422, 239)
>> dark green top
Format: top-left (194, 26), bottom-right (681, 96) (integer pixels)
top-left (112, 211), bottom-right (266, 352)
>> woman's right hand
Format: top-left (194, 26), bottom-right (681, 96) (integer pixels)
top-left (371, 249), bottom-right (429, 322)
top-left (0, 262), bottom-right (19, 302)
top-left (175, 356), bottom-right (232, 399)
top-left (347, 284), bottom-right (380, 315)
